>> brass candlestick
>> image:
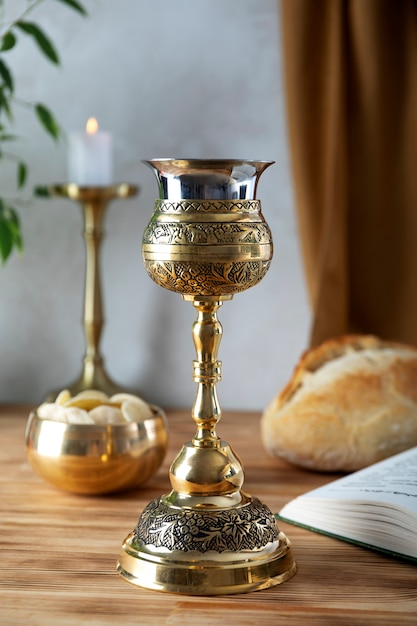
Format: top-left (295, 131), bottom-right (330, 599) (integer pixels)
top-left (117, 160), bottom-right (296, 595)
top-left (46, 183), bottom-right (138, 400)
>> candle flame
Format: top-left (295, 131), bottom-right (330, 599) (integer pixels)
top-left (86, 117), bottom-right (99, 134)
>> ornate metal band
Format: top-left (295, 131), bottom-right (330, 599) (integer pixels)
top-left (143, 222), bottom-right (272, 246)
top-left (143, 259), bottom-right (271, 295)
top-left (193, 359), bottom-right (221, 384)
top-left (154, 199), bottom-right (262, 214)
top-left (132, 495), bottom-right (280, 553)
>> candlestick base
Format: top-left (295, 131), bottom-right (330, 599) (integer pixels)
top-left (44, 355), bottom-right (138, 402)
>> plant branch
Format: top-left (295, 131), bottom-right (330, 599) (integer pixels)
top-left (0, 0), bottom-right (45, 38)
top-left (0, 0), bottom-right (86, 263)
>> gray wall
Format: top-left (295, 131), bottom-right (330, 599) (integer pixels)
top-left (0, 0), bottom-right (310, 411)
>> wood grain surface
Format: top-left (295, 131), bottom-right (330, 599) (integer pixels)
top-left (1, 405), bottom-right (416, 625)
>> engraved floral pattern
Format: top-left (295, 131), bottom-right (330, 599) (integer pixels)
top-left (143, 222), bottom-right (272, 246)
top-left (143, 260), bottom-right (271, 295)
top-left (132, 496), bottom-right (279, 553)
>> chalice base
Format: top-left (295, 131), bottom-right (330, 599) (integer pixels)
top-left (117, 492), bottom-right (297, 595)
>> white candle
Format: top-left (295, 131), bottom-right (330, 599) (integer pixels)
top-left (68, 117), bottom-right (113, 186)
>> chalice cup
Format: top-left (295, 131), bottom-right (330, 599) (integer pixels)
top-left (117, 159), bottom-right (296, 595)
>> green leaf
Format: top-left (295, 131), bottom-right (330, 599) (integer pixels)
top-left (34, 185), bottom-right (51, 197)
top-left (0, 205), bottom-right (21, 263)
top-left (35, 103), bottom-right (61, 140)
top-left (18, 161), bottom-right (27, 188)
top-left (0, 217), bottom-right (14, 262)
top-left (0, 59), bottom-right (14, 92)
top-left (0, 133), bottom-right (18, 141)
top-left (6, 208), bottom-right (23, 252)
top-left (0, 31), bottom-right (16, 52)
top-left (0, 87), bottom-right (13, 121)
top-left (53, 0), bottom-right (88, 16)
top-left (16, 21), bottom-right (60, 65)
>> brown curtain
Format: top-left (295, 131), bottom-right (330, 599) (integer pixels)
top-left (280, 0), bottom-right (417, 347)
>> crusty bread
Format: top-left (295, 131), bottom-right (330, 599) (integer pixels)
top-left (261, 335), bottom-right (417, 471)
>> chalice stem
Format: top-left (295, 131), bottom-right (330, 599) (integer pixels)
top-left (190, 298), bottom-right (226, 447)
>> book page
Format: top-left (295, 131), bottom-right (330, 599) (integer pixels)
top-left (278, 446), bottom-right (417, 560)
top-left (300, 446), bottom-right (417, 513)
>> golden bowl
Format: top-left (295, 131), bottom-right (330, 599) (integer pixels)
top-left (25, 406), bottom-right (168, 495)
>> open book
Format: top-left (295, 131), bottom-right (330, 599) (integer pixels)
top-left (277, 446), bottom-right (417, 562)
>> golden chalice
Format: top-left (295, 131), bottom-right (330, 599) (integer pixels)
top-left (117, 159), bottom-right (296, 595)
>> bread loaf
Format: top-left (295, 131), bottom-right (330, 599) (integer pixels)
top-left (261, 335), bottom-right (417, 471)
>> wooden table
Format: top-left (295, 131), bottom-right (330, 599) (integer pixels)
top-left (1, 405), bottom-right (416, 625)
